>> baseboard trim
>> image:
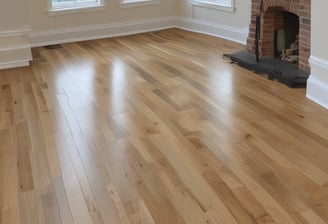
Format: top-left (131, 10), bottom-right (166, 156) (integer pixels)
top-left (176, 17), bottom-right (248, 45)
top-left (0, 47), bottom-right (32, 69)
top-left (30, 17), bottom-right (178, 47)
top-left (0, 60), bottom-right (30, 69)
top-left (0, 28), bottom-right (32, 70)
top-left (0, 27), bottom-right (30, 37)
top-left (306, 56), bottom-right (328, 109)
top-left (30, 16), bottom-right (248, 47)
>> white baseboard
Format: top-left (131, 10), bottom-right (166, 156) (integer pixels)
top-left (30, 17), bottom-right (178, 47)
top-left (176, 17), bottom-right (248, 45)
top-left (306, 56), bottom-right (328, 109)
top-left (0, 60), bottom-right (30, 69)
top-left (0, 28), bottom-right (32, 69)
top-left (29, 16), bottom-right (248, 47)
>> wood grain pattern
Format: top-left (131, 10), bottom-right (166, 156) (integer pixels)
top-left (1, 28), bottom-right (328, 224)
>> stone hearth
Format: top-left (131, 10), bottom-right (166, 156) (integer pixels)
top-left (247, 0), bottom-right (311, 72)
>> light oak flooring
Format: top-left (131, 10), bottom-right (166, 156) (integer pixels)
top-left (1, 28), bottom-right (328, 224)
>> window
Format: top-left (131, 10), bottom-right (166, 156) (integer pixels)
top-left (191, 0), bottom-right (234, 12)
top-left (49, 0), bottom-right (104, 15)
top-left (120, 0), bottom-right (160, 8)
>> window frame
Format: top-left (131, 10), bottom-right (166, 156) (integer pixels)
top-left (120, 0), bottom-right (160, 8)
top-left (48, 0), bottom-right (105, 16)
top-left (191, 0), bottom-right (235, 12)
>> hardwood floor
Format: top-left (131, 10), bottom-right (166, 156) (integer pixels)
top-left (1, 28), bottom-right (328, 224)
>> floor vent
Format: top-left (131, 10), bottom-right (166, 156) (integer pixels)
top-left (44, 44), bottom-right (63, 49)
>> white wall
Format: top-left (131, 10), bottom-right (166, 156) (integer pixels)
top-left (29, 0), bottom-right (177, 31)
top-left (306, 0), bottom-right (328, 109)
top-left (176, 0), bottom-right (251, 44)
top-left (310, 0), bottom-right (328, 62)
top-left (0, 2), bottom-right (29, 30)
top-left (0, 0), bottom-right (32, 68)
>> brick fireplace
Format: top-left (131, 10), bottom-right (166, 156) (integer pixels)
top-left (247, 0), bottom-right (311, 72)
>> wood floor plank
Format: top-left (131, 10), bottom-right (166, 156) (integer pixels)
top-left (107, 184), bottom-right (131, 224)
top-left (52, 176), bottom-right (74, 224)
top-left (126, 200), bottom-right (156, 224)
top-left (2, 130), bottom-right (20, 224)
top-left (54, 133), bottom-right (94, 224)
top-left (0, 150), bottom-right (5, 224)
top-left (15, 122), bottom-right (34, 191)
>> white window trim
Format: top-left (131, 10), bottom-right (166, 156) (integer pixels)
top-left (120, 0), bottom-right (160, 8)
top-left (47, 0), bottom-right (105, 16)
top-left (191, 0), bottom-right (235, 12)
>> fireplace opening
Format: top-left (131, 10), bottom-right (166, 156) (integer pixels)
top-left (260, 8), bottom-right (301, 62)
top-left (245, 0), bottom-right (311, 72)
top-left (275, 11), bottom-right (300, 64)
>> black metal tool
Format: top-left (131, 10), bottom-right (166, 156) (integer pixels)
top-left (255, 0), bottom-right (264, 63)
